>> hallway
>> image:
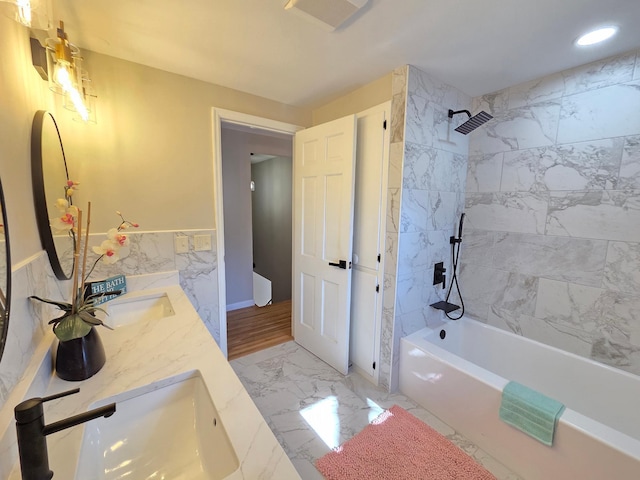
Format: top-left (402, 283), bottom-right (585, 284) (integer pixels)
top-left (227, 300), bottom-right (293, 360)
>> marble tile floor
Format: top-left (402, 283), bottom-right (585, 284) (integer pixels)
top-left (230, 341), bottom-right (523, 480)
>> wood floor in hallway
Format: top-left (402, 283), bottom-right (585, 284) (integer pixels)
top-left (227, 300), bottom-right (293, 360)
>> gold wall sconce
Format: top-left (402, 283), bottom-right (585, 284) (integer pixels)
top-left (31, 21), bottom-right (97, 123)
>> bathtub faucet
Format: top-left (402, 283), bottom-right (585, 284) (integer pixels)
top-left (14, 388), bottom-right (116, 480)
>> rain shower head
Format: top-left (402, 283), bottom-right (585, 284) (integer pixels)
top-left (448, 109), bottom-right (493, 135)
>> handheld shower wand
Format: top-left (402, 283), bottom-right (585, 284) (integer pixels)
top-left (445, 213), bottom-right (465, 320)
top-left (430, 213), bottom-right (466, 318)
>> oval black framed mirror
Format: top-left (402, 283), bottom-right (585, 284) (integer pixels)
top-left (0, 176), bottom-right (11, 362)
top-left (31, 110), bottom-right (75, 280)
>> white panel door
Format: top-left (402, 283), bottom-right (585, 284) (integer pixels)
top-left (350, 269), bottom-right (379, 376)
top-left (293, 115), bottom-right (357, 375)
top-left (350, 102), bottom-right (390, 382)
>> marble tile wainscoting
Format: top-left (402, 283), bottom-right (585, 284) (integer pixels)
top-left (0, 228), bottom-right (219, 411)
top-left (463, 49), bottom-right (640, 375)
top-left (80, 229), bottom-right (220, 346)
top-left (0, 252), bottom-right (54, 409)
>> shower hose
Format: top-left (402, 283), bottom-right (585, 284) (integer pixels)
top-left (445, 214), bottom-right (465, 320)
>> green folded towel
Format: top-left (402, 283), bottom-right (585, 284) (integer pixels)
top-left (499, 381), bottom-right (565, 446)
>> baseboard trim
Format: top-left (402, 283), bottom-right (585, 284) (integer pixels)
top-left (226, 300), bottom-right (255, 312)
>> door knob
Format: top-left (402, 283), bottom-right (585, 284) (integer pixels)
top-left (328, 260), bottom-right (351, 269)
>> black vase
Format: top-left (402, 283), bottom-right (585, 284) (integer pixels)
top-left (55, 327), bottom-right (106, 381)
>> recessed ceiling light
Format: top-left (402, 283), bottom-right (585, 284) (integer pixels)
top-left (576, 26), bottom-right (618, 46)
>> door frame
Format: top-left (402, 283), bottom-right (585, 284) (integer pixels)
top-left (211, 108), bottom-right (303, 357)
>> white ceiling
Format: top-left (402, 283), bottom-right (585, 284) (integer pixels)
top-left (53, 0), bottom-right (640, 108)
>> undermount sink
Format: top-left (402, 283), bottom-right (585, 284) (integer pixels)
top-left (104, 292), bottom-right (175, 328)
top-left (74, 371), bottom-right (239, 479)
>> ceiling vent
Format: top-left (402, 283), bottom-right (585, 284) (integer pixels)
top-left (284, 0), bottom-right (369, 31)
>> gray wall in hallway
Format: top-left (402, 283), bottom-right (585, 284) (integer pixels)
top-left (251, 156), bottom-right (293, 303)
top-left (221, 128), bottom-right (292, 306)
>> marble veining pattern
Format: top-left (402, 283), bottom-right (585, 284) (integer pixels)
top-left (463, 49), bottom-right (640, 378)
top-left (86, 229), bottom-right (220, 344)
top-left (533, 279), bottom-right (640, 374)
top-left (469, 101), bottom-right (561, 155)
top-left (387, 142), bottom-right (404, 189)
top-left (619, 135), bottom-right (640, 189)
top-left (404, 92), bottom-right (434, 146)
top-left (561, 51), bottom-right (636, 97)
top-left (501, 139), bottom-right (624, 192)
top-left (465, 192), bottom-right (549, 234)
top-left (466, 153), bottom-right (504, 192)
top-left (460, 263), bottom-right (538, 321)
top-left (487, 310), bottom-right (594, 358)
top-left (546, 190), bottom-right (640, 242)
top-left (379, 65), bottom-right (408, 391)
top-left (557, 80), bottom-right (640, 145)
top-left (403, 142), bottom-right (450, 190)
top-left (604, 241), bottom-right (640, 293)
top-left (231, 342), bottom-right (522, 480)
top-left (396, 231), bottom-right (429, 275)
top-left (507, 73), bottom-right (565, 109)
top-left (0, 254), bottom-right (52, 409)
top-left (399, 188), bottom-right (429, 233)
top-left (407, 65), bottom-right (471, 110)
top-left (385, 187), bottom-right (401, 234)
top-left (491, 232), bottom-right (607, 287)
top-left (472, 89), bottom-right (510, 116)
top-left (391, 65), bottom-right (407, 96)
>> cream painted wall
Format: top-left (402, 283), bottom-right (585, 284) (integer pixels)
top-left (311, 73), bottom-right (392, 125)
top-left (56, 50), bottom-right (311, 234)
top-left (0, 19), bottom-right (54, 264)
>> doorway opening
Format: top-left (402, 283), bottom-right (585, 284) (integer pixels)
top-left (211, 108), bottom-right (302, 358)
top-left (221, 129), bottom-right (294, 358)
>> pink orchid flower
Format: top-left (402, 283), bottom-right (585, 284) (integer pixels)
top-left (92, 240), bottom-right (121, 264)
top-left (107, 228), bottom-right (129, 247)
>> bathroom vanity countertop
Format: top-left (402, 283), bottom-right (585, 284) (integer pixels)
top-left (4, 284), bottom-right (301, 479)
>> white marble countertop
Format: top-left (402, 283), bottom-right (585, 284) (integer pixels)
top-left (2, 282), bottom-right (300, 479)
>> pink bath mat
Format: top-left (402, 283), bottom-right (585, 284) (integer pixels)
top-left (315, 405), bottom-right (496, 480)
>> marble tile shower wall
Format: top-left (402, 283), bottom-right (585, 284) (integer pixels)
top-left (383, 65), bottom-right (471, 391)
top-left (463, 49), bottom-right (640, 375)
top-left (378, 65), bottom-right (408, 391)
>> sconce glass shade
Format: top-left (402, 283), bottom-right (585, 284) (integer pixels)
top-left (45, 31), bottom-right (81, 96)
top-left (0, 0), bottom-right (50, 29)
top-left (44, 21), bottom-right (95, 123)
top-left (64, 71), bottom-right (97, 123)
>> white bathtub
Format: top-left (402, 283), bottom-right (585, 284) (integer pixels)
top-left (399, 317), bottom-right (640, 480)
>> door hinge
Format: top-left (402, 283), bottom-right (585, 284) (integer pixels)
top-left (376, 284), bottom-right (380, 293)
top-left (377, 254), bottom-right (381, 263)
top-left (383, 120), bottom-right (387, 130)
top-left (373, 361), bottom-right (376, 370)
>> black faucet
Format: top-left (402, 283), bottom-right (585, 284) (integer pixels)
top-left (14, 388), bottom-right (116, 480)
